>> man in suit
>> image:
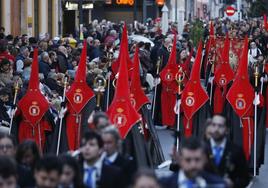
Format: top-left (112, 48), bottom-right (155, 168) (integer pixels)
top-left (161, 137), bottom-right (226, 188)
top-left (80, 131), bottom-right (123, 188)
top-left (101, 126), bottom-right (136, 187)
top-left (206, 114), bottom-right (250, 188)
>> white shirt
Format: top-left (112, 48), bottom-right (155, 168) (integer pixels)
top-left (210, 138), bottom-right (227, 158)
top-left (107, 152), bottom-right (118, 163)
top-left (178, 170), bottom-right (206, 188)
top-left (83, 157), bottom-right (103, 188)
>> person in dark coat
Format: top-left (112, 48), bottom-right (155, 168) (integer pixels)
top-left (158, 37), bottom-right (172, 70)
top-left (160, 137), bottom-right (227, 188)
top-left (205, 114), bottom-right (251, 188)
top-left (152, 37), bottom-right (172, 126)
top-left (79, 131), bottom-right (123, 188)
top-left (57, 46), bottom-right (70, 73)
top-left (0, 88), bottom-right (11, 129)
top-left (101, 126), bottom-right (136, 187)
top-left (39, 52), bottom-right (51, 79)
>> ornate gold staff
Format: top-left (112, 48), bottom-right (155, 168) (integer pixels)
top-left (94, 74), bottom-right (107, 111)
top-left (105, 49), bottom-right (114, 111)
top-left (9, 81), bottom-right (20, 135)
top-left (253, 64), bottom-right (259, 176)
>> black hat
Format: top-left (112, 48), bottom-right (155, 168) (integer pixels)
top-left (29, 37), bottom-right (38, 44)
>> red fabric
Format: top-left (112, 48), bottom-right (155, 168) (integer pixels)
top-left (213, 34), bottom-right (234, 114)
top-left (264, 14), bottom-right (268, 31)
top-left (19, 118), bottom-right (52, 152)
top-left (111, 26), bottom-right (133, 77)
top-left (0, 51), bottom-right (15, 63)
top-left (266, 88), bottom-right (268, 128)
top-left (214, 34), bottom-right (234, 88)
top-left (241, 115), bottom-right (254, 161)
top-left (181, 42), bottom-right (209, 120)
top-left (180, 49), bottom-right (193, 81)
top-left (66, 41), bottom-right (95, 114)
top-left (204, 22), bottom-right (216, 75)
top-left (161, 84), bottom-right (177, 126)
top-left (159, 35), bottom-right (178, 127)
top-left (130, 47), bottom-right (150, 111)
top-left (107, 24), bottom-right (140, 139)
top-left (213, 86), bottom-right (225, 114)
top-left (227, 37), bottom-right (254, 117)
top-left (65, 104), bottom-right (82, 151)
top-left (18, 49), bottom-right (49, 125)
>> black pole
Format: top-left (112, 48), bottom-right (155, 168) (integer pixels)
top-left (134, 0), bottom-right (137, 20)
top-left (78, 0), bottom-right (83, 26)
top-left (175, 0), bottom-right (178, 22)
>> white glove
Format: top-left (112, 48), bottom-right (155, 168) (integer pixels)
top-left (153, 78), bottom-right (161, 86)
top-left (253, 94), bottom-right (260, 105)
top-left (10, 108), bottom-right (17, 118)
top-left (59, 107), bottom-right (67, 119)
top-left (208, 76), bottom-right (214, 84)
top-left (106, 72), bottom-right (112, 79)
top-left (1, 120), bottom-right (10, 126)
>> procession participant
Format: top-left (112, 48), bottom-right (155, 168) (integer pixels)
top-left (61, 40), bottom-right (96, 151)
top-left (205, 114), bottom-right (250, 188)
top-left (16, 49), bottom-right (53, 152)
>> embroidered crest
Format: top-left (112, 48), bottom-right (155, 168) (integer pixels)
top-left (235, 94), bottom-right (246, 110)
top-left (29, 101), bottom-right (40, 116)
top-left (73, 89), bottom-right (83, 104)
top-left (113, 108), bottom-right (127, 128)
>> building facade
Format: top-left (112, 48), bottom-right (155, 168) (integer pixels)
top-left (0, 0), bottom-right (60, 37)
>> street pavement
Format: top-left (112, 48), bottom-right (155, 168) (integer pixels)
top-left (155, 129), bottom-right (174, 177)
top-left (251, 130), bottom-right (268, 188)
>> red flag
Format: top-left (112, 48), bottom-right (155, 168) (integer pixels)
top-left (111, 24), bottom-right (133, 76)
top-left (180, 48), bottom-right (193, 82)
top-left (226, 37), bottom-right (254, 117)
top-left (159, 35), bottom-right (178, 126)
top-left (66, 40), bottom-right (95, 113)
top-left (204, 22), bottom-right (216, 76)
top-left (214, 33), bottom-right (234, 88)
top-left (18, 49), bottom-right (49, 125)
top-left (130, 47), bottom-right (150, 111)
top-left (264, 14), bottom-right (268, 31)
top-left (107, 26), bottom-right (140, 139)
top-left (181, 41), bottom-right (209, 120)
top-left (213, 34), bottom-right (235, 114)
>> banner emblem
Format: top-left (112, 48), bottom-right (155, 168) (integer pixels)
top-left (186, 96), bottom-right (195, 107)
top-left (165, 71), bottom-right (173, 81)
top-left (219, 76), bottom-right (227, 86)
top-left (74, 89), bottom-right (83, 104)
top-left (29, 101), bottom-right (40, 116)
top-left (235, 94), bottom-right (246, 110)
top-left (113, 108), bottom-right (127, 128)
